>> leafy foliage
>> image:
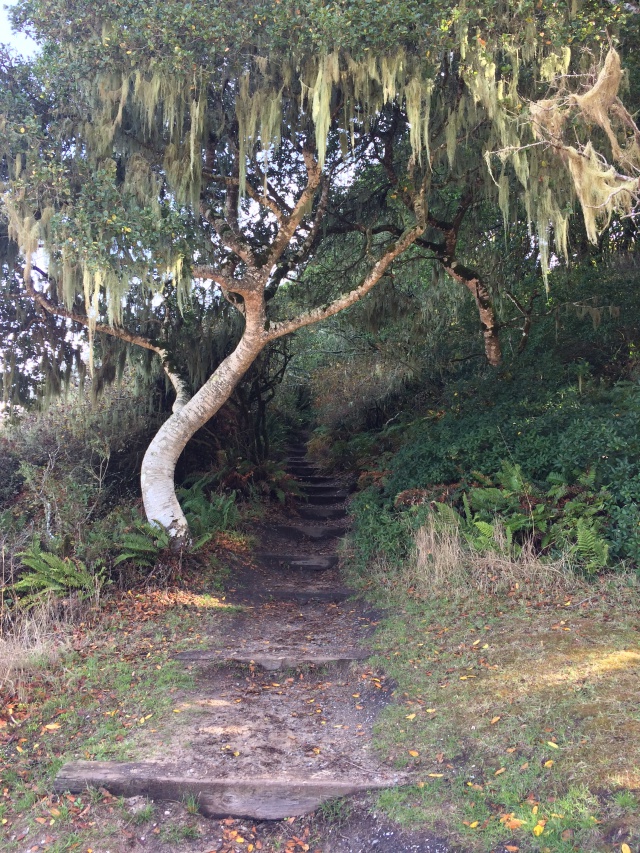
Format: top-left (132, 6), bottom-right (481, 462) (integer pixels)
top-left (13, 542), bottom-right (103, 607)
top-left (113, 522), bottom-right (171, 569)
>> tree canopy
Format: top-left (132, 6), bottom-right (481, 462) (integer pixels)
top-left (1, 0), bottom-right (639, 536)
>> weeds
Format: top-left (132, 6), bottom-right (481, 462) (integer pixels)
top-left (408, 512), bottom-right (573, 598)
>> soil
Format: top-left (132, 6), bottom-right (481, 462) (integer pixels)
top-left (50, 443), bottom-right (457, 852)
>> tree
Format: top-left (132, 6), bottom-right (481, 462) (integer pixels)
top-left (1, 0), bottom-right (638, 539)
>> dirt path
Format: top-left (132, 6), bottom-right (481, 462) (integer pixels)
top-left (53, 444), bottom-right (452, 851)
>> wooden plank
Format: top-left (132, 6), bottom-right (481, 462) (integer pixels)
top-left (54, 762), bottom-right (394, 819)
top-left (174, 650), bottom-right (370, 670)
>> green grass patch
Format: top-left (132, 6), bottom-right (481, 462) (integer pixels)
top-left (0, 588), bottom-right (236, 851)
top-left (367, 579), bottom-right (640, 851)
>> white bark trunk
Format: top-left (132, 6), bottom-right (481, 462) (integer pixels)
top-left (140, 305), bottom-right (266, 539)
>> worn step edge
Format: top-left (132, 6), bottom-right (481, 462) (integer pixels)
top-left (259, 589), bottom-right (352, 603)
top-left (173, 650), bottom-right (370, 670)
top-left (304, 493), bottom-right (348, 506)
top-left (272, 523), bottom-right (348, 541)
top-left (297, 507), bottom-right (347, 521)
top-left (292, 474), bottom-right (335, 483)
top-left (256, 554), bottom-right (338, 570)
top-left (54, 761), bottom-right (396, 819)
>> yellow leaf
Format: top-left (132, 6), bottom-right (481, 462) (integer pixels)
top-left (547, 741), bottom-right (559, 749)
top-left (406, 714), bottom-right (416, 720)
top-left (428, 773), bottom-right (444, 778)
top-left (16, 746), bottom-right (24, 753)
top-left (520, 762), bottom-right (529, 770)
top-left (544, 760), bottom-right (554, 768)
top-left (469, 821), bottom-right (479, 828)
top-left (417, 781), bottom-right (425, 788)
top-left (490, 716), bottom-right (501, 724)
top-left (426, 708), bottom-right (436, 713)
top-left (408, 750), bottom-right (419, 757)
top-left (533, 823), bottom-right (545, 837)
top-left (44, 723), bottom-right (61, 730)
top-left (532, 805), bottom-right (539, 815)
top-left (621, 846), bottom-right (631, 853)
top-left (494, 767), bottom-right (506, 776)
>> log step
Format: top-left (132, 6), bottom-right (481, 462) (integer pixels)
top-left (299, 482), bottom-right (344, 494)
top-left (272, 523), bottom-right (347, 541)
top-left (304, 492), bottom-right (348, 506)
top-left (297, 505), bottom-right (347, 521)
top-left (54, 761), bottom-right (393, 819)
top-left (256, 553), bottom-right (338, 571)
top-left (173, 650), bottom-right (370, 670)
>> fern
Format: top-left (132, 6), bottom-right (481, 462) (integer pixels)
top-left (432, 502), bottom-right (460, 529)
top-left (574, 518), bottom-right (609, 573)
top-left (177, 481), bottom-right (238, 538)
top-left (114, 522), bottom-right (170, 568)
top-left (15, 543), bottom-right (100, 607)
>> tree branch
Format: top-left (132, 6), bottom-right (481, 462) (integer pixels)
top-left (264, 185), bottom-right (427, 341)
top-left (265, 148), bottom-right (322, 271)
top-left (24, 270), bottom-right (191, 410)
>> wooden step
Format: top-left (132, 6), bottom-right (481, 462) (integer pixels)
top-left (173, 649), bottom-right (370, 670)
top-left (304, 492), bottom-right (348, 506)
top-left (54, 762), bottom-right (394, 819)
top-left (297, 505), bottom-right (347, 521)
top-left (299, 482), bottom-right (344, 494)
top-left (272, 522), bottom-right (347, 541)
top-left (256, 553), bottom-right (338, 571)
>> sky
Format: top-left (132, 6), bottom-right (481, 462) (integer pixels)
top-left (0, 1), bottom-right (39, 56)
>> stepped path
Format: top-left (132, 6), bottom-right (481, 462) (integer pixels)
top-left (54, 444), bottom-right (410, 825)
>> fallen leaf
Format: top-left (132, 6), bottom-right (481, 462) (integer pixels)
top-left (520, 762), bottom-right (529, 770)
top-left (494, 767), bottom-right (506, 776)
top-left (544, 760), bottom-right (554, 768)
top-left (408, 750), bottom-right (419, 757)
top-left (44, 723), bottom-right (61, 730)
top-left (428, 773), bottom-right (443, 778)
top-left (546, 741), bottom-right (559, 749)
top-left (490, 716), bottom-right (501, 724)
top-left (426, 708), bottom-right (436, 713)
top-left (405, 714), bottom-right (416, 720)
top-left (533, 822), bottom-right (545, 836)
top-left (621, 846), bottom-right (631, 853)
top-left (504, 846), bottom-right (519, 852)
top-left (504, 818), bottom-right (524, 830)
top-left (468, 820), bottom-right (479, 828)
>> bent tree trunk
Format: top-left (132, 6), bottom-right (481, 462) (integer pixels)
top-left (140, 307), bottom-right (266, 540)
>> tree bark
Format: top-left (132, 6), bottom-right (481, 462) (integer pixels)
top-left (140, 293), bottom-right (267, 539)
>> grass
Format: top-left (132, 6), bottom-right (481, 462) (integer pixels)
top-left (0, 579), bottom-right (238, 852)
top-left (359, 563), bottom-right (640, 852)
